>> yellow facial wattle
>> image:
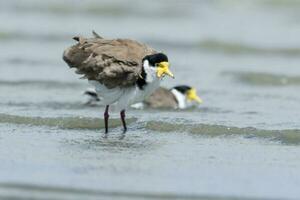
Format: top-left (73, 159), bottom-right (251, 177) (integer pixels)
top-left (187, 88), bottom-right (203, 104)
top-left (156, 62), bottom-right (174, 78)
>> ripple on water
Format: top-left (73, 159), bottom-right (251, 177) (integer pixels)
top-left (1, 113), bottom-right (300, 145)
top-left (148, 39), bottom-right (300, 57)
top-left (146, 121), bottom-right (300, 145)
top-left (0, 80), bottom-right (84, 89)
top-left (0, 182), bottom-right (264, 200)
top-left (0, 113), bottom-right (136, 129)
top-left (223, 71), bottom-right (300, 86)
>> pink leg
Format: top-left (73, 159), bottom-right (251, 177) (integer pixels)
top-left (120, 109), bottom-right (127, 133)
top-left (104, 105), bottom-right (109, 134)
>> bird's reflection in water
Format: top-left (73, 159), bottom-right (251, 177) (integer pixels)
top-left (63, 129), bottom-right (160, 155)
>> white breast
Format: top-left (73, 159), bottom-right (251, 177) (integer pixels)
top-left (89, 78), bottom-right (161, 111)
top-left (89, 80), bottom-right (124, 105)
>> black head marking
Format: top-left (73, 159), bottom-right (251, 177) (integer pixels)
top-left (84, 90), bottom-right (100, 101)
top-left (84, 90), bottom-right (97, 97)
top-left (173, 85), bottom-right (191, 94)
top-left (143, 53), bottom-right (168, 67)
top-left (137, 53), bottom-right (168, 90)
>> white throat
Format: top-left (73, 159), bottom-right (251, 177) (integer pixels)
top-left (171, 89), bottom-right (187, 109)
top-left (129, 60), bottom-right (161, 105)
top-left (143, 60), bottom-right (157, 83)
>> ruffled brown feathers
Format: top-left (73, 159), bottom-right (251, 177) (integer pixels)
top-left (63, 32), bottom-right (156, 89)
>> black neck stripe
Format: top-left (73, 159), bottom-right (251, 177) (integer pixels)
top-left (136, 67), bottom-right (147, 90)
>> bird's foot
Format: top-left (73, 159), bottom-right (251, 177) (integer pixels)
top-left (119, 128), bottom-right (127, 140)
top-left (102, 133), bottom-right (108, 139)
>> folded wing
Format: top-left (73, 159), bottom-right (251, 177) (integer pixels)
top-left (144, 87), bottom-right (178, 108)
top-left (63, 33), bottom-right (156, 89)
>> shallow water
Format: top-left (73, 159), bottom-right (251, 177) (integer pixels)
top-left (1, 0), bottom-right (300, 199)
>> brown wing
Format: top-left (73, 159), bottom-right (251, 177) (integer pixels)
top-left (63, 34), bottom-right (156, 89)
top-left (144, 87), bottom-right (178, 109)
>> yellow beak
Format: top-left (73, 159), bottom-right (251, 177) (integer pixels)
top-left (156, 62), bottom-right (174, 78)
top-left (187, 88), bottom-right (203, 104)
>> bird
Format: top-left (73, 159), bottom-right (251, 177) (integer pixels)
top-left (63, 31), bottom-right (174, 136)
top-left (142, 85), bottom-right (203, 109)
top-left (83, 88), bottom-right (101, 106)
top-left (83, 85), bottom-right (203, 109)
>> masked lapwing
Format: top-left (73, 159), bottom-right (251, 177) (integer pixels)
top-left (63, 31), bottom-right (174, 136)
top-left (142, 85), bottom-right (202, 109)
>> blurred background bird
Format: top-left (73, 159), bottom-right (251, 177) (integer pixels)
top-left (83, 85), bottom-right (202, 109)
